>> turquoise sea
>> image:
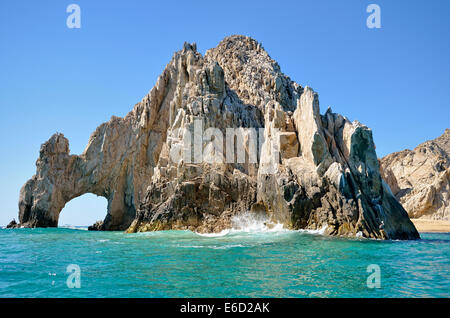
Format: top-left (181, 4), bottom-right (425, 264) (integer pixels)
top-left (0, 226), bottom-right (449, 298)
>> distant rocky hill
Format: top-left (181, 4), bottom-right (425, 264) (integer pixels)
top-left (9, 35), bottom-right (419, 240)
top-left (380, 129), bottom-right (450, 220)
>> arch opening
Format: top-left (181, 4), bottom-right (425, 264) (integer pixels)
top-left (58, 193), bottom-right (107, 229)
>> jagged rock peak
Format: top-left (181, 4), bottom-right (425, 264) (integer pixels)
top-left (40, 133), bottom-right (69, 156)
top-left (206, 35), bottom-right (302, 112)
top-left (182, 41), bottom-right (197, 53)
top-left (209, 35), bottom-right (279, 72)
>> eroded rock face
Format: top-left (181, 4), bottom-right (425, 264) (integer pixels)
top-left (15, 35), bottom-right (419, 239)
top-left (16, 44), bottom-right (199, 230)
top-left (380, 129), bottom-right (450, 220)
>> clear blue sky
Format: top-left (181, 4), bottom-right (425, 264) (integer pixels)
top-left (1, 0), bottom-right (449, 226)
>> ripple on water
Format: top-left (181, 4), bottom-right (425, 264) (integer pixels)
top-left (0, 228), bottom-right (448, 297)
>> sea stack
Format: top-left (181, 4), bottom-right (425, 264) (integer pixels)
top-left (11, 35), bottom-right (420, 240)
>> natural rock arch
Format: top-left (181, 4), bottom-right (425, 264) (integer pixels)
top-left (18, 133), bottom-right (138, 230)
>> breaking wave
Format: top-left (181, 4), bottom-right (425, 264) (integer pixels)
top-left (59, 224), bottom-right (88, 230)
top-left (195, 212), bottom-right (286, 237)
top-left (297, 225), bottom-right (328, 235)
top-left (230, 212), bottom-right (285, 233)
top-left (194, 213), bottom-right (332, 238)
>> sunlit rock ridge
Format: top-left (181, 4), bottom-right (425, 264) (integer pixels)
top-left (11, 35), bottom-right (419, 240)
top-left (381, 129), bottom-right (450, 221)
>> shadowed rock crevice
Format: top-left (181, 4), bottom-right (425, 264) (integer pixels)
top-left (11, 35), bottom-right (419, 240)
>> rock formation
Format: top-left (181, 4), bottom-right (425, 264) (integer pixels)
top-left (380, 129), bottom-right (450, 220)
top-left (10, 35), bottom-right (419, 240)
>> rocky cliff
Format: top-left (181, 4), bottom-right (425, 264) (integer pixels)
top-left (380, 129), bottom-right (450, 220)
top-left (10, 35), bottom-right (419, 239)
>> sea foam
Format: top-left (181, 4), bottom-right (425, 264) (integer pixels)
top-left (195, 212), bottom-right (286, 237)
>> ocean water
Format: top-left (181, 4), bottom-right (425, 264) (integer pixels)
top-left (0, 220), bottom-right (449, 298)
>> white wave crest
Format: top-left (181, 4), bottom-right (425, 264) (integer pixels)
top-left (195, 212), bottom-right (286, 237)
top-left (195, 229), bottom-right (230, 237)
top-left (230, 212), bottom-right (285, 233)
top-left (59, 224), bottom-right (88, 230)
top-left (297, 224), bottom-right (328, 235)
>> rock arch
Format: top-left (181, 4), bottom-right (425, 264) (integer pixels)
top-left (18, 133), bottom-right (139, 230)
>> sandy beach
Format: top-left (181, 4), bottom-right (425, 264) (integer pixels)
top-left (411, 219), bottom-right (450, 233)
